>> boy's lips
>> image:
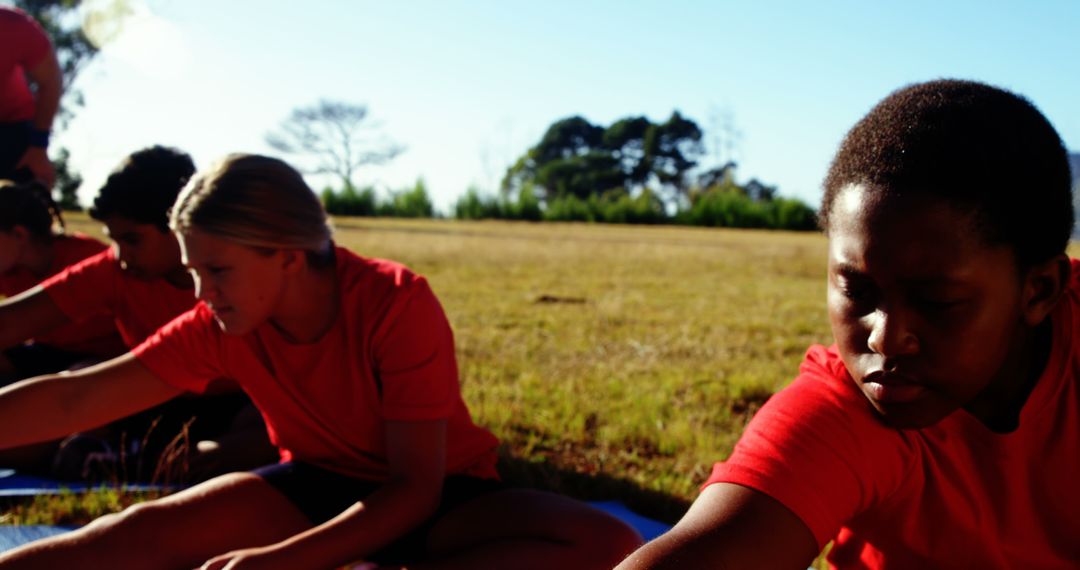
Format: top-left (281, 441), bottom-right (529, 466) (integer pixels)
top-left (862, 370), bottom-right (928, 403)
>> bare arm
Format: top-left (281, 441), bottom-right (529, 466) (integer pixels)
top-left (615, 483), bottom-right (820, 570)
top-left (0, 353), bottom-right (184, 450)
top-left (15, 48), bottom-right (61, 186)
top-left (0, 285), bottom-right (74, 351)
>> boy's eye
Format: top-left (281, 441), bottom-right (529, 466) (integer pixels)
top-left (838, 278), bottom-right (874, 305)
top-left (914, 297), bottom-right (965, 312)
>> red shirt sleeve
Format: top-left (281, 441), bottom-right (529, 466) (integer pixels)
top-left (39, 250), bottom-right (118, 323)
top-left (703, 345), bottom-right (912, 549)
top-left (372, 277), bottom-right (459, 421)
top-left (4, 8), bottom-right (52, 68)
top-left (131, 304), bottom-right (224, 394)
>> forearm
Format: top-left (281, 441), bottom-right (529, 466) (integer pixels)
top-left (0, 354), bottom-right (182, 450)
top-left (0, 374), bottom-right (105, 448)
top-left (264, 476), bottom-right (442, 568)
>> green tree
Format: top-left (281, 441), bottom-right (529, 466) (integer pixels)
top-left (504, 112), bottom-right (704, 208)
top-left (649, 111), bottom-right (704, 204)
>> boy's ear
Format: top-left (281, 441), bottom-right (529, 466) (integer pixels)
top-left (1021, 254), bottom-right (1071, 327)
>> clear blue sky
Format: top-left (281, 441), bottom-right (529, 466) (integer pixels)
top-left (30, 0), bottom-right (1080, 212)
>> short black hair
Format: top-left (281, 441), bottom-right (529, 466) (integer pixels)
top-left (821, 79), bottom-right (1074, 267)
top-left (89, 146), bottom-right (195, 231)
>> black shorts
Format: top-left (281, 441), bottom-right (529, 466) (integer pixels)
top-left (254, 461), bottom-right (504, 564)
top-left (0, 121), bottom-right (31, 181)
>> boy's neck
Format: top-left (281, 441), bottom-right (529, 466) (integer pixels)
top-left (964, 319), bottom-right (1053, 433)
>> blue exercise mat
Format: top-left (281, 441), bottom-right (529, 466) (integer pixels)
top-left (0, 469), bottom-right (168, 497)
top-left (0, 526), bottom-right (75, 552)
top-left (588, 500), bottom-right (672, 541)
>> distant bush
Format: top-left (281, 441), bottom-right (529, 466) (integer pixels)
top-left (453, 183), bottom-right (542, 222)
top-left (678, 188), bottom-right (817, 231)
top-left (322, 179), bottom-right (435, 218)
top-left (321, 184), bottom-right (377, 217)
top-left (379, 178), bottom-right (434, 218)
top-left (544, 190), bottom-right (667, 224)
top-left (770, 197), bottom-right (818, 231)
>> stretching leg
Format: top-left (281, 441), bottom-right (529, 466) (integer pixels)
top-left (0, 471), bottom-right (311, 570)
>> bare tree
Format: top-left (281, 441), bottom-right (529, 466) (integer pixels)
top-left (265, 100), bottom-right (404, 189)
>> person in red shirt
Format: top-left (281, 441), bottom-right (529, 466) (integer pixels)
top-left (0, 146), bottom-right (274, 481)
top-left (617, 80), bottom-right (1079, 569)
top-left (0, 179), bottom-right (123, 380)
top-left (0, 153), bottom-right (642, 569)
top-left (0, 6), bottom-right (61, 186)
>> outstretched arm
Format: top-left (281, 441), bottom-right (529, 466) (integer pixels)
top-left (15, 48), bottom-right (62, 187)
top-left (0, 285), bottom-right (74, 352)
top-left (0, 353), bottom-right (184, 450)
top-left (200, 419), bottom-right (448, 570)
top-left (615, 482), bottom-right (820, 570)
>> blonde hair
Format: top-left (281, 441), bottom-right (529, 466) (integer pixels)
top-left (170, 154), bottom-right (333, 259)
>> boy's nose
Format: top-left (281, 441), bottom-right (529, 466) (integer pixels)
top-left (866, 309), bottom-right (919, 358)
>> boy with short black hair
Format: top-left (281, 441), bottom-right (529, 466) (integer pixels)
top-left (617, 79), bottom-right (1078, 569)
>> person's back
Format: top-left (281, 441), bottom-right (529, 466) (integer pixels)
top-left (617, 79), bottom-right (1078, 569)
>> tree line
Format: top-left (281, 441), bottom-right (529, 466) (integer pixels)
top-left (297, 107), bottom-right (817, 231)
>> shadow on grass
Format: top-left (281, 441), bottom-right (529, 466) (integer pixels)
top-left (497, 454), bottom-right (690, 526)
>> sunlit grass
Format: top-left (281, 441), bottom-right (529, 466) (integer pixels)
top-left (325, 217), bottom-right (833, 504)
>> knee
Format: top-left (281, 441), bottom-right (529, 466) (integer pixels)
top-left (81, 500), bottom-right (174, 566)
top-left (566, 508), bottom-right (645, 567)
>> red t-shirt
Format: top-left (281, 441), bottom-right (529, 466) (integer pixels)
top-left (0, 7), bottom-right (51, 122)
top-left (133, 247), bottom-right (500, 482)
top-left (0, 233), bottom-right (121, 356)
top-left (704, 259), bottom-right (1080, 568)
top-left (40, 249), bottom-right (197, 348)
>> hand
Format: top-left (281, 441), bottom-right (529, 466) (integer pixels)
top-left (14, 146), bottom-right (55, 188)
top-left (199, 546), bottom-right (285, 570)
